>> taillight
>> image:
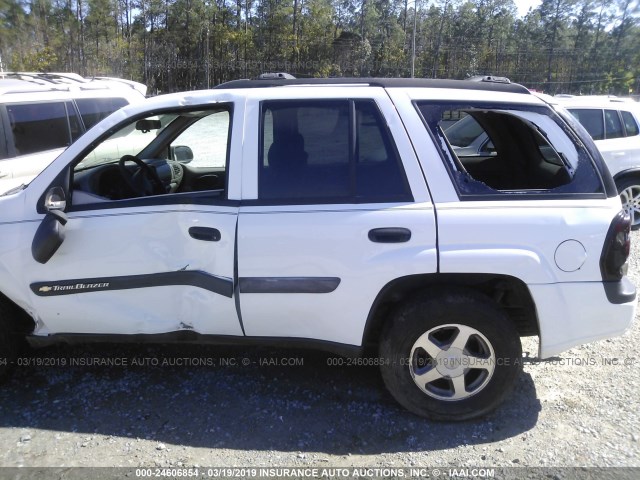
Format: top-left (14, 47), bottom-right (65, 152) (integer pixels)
top-left (600, 211), bottom-right (631, 281)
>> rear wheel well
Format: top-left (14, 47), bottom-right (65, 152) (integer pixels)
top-left (362, 273), bottom-right (538, 351)
top-left (614, 171), bottom-right (640, 190)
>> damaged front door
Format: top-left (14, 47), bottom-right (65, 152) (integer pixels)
top-left (24, 105), bottom-right (243, 337)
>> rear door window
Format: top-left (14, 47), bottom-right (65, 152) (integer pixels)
top-left (259, 100), bottom-right (411, 203)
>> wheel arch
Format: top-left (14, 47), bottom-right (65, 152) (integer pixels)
top-left (0, 290), bottom-right (36, 336)
top-left (613, 169), bottom-right (640, 186)
top-left (362, 273), bottom-right (539, 350)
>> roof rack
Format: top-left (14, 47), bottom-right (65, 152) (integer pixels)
top-left (466, 75), bottom-right (511, 84)
top-left (257, 72), bottom-right (296, 80)
top-left (214, 76), bottom-right (530, 94)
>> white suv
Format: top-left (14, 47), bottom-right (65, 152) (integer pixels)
top-left (0, 77), bottom-right (635, 421)
top-left (552, 95), bottom-right (640, 228)
top-left (0, 73), bottom-right (146, 192)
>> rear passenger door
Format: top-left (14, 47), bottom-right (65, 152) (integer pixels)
top-left (237, 88), bottom-right (437, 346)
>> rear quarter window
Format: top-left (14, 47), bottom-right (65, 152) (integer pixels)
top-left (416, 102), bottom-right (604, 199)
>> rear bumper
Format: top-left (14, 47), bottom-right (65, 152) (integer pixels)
top-left (531, 279), bottom-right (637, 359)
top-left (603, 277), bottom-right (637, 304)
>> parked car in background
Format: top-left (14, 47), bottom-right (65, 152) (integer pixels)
top-left (0, 73), bottom-right (146, 192)
top-left (553, 95), bottom-right (640, 229)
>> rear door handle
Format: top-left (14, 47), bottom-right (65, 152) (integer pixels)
top-left (189, 226), bottom-right (221, 242)
top-left (368, 228), bottom-right (411, 243)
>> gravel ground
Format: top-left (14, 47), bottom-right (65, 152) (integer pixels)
top-left (1, 233), bottom-right (639, 476)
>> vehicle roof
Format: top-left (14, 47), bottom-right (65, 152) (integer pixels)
top-left (214, 77), bottom-right (531, 94)
top-left (0, 74), bottom-right (147, 98)
top-left (553, 95), bottom-right (640, 109)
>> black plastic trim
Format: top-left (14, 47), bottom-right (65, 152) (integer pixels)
top-left (603, 277), bottom-right (637, 304)
top-left (215, 77), bottom-right (531, 94)
top-left (188, 226), bottom-right (221, 242)
top-left (239, 277), bottom-right (341, 294)
top-left (30, 270), bottom-right (234, 298)
top-left (241, 195), bottom-right (413, 207)
top-left (31, 213), bottom-right (66, 264)
top-left (613, 168), bottom-right (640, 182)
top-left (368, 227), bottom-right (411, 243)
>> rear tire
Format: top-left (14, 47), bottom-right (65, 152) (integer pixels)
top-left (617, 176), bottom-right (640, 230)
top-left (379, 289), bottom-right (522, 421)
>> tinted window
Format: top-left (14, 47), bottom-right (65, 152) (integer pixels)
top-left (604, 110), bottom-right (624, 139)
top-left (621, 111), bottom-right (639, 136)
top-left (260, 100), bottom-right (410, 202)
top-left (417, 102), bottom-right (603, 197)
top-left (568, 109), bottom-right (604, 140)
top-left (355, 101), bottom-right (408, 197)
top-left (6, 102), bottom-right (71, 156)
top-left (76, 97), bottom-right (129, 130)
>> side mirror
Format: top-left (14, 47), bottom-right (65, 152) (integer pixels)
top-left (32, 187), bottom-right (69, 264)
top-left (45, 186), bottom-right (67, 211)
top-left (171, 145), bottom-right (194, 163)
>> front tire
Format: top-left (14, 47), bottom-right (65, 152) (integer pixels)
top-left (379, 289), bottom-right (522, 421)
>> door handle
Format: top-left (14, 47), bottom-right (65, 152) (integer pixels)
top-left (368, 228), bottom-right (411, 243)
top-left (189, 226), bottom-right (221, 242)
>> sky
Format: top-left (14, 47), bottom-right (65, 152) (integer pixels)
top-left (514, 0), bottom-right (542, 18)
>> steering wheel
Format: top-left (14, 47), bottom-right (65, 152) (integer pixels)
top-left (118, 155), bottom-right (166, 196)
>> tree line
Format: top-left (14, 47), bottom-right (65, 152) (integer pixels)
top-left (0, 0), bottom-right (638, 95)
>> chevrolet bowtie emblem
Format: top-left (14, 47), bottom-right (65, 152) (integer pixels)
top-left (38, 286), bottom-right (52, 292)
